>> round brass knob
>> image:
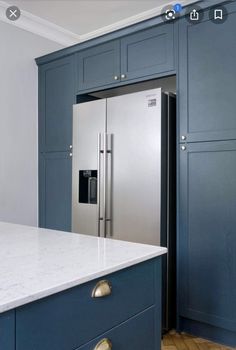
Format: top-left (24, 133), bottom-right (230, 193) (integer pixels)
top-left (94, 338), bottom-right (112, 350)
top-left (91, 280), bottom-right (112, 298)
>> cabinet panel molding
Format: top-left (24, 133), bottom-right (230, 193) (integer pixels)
top-left (121, 24), bottom-right (175, 81)
top-left (39, 152), bottom-right (72, 231)
top-left (178, 141), bottom-right (236, 333)
top-left (76, 41), bottom-right (120, 91)
top-left (178, 3), bottom-right (236, 143)
top-left (39, 55), bottom-right (75, 152)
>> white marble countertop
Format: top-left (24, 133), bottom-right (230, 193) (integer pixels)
top-left (0, 221), bottom-right (167, 314)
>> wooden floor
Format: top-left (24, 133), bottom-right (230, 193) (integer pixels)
top-left (162, 330), bottom-right (235, 350)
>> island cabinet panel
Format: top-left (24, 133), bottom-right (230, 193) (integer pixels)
top-left (0, 311), bottom-right (15, 350)
top-left (39, 55), bottom-right (75, 152)
top-left (39, 152), bottom-right (72, 231)
top-left (120, 23), bottom-right (175, 82)
top-left (178, 141), bottom-right (236, 341)
top-left (76, 307), bottom-right (159, 350)
top-left (178, 3), bottom-right (236, 143)
top-left (16, 259), bottom-right (160, 350)
top-left (76, 40), bottom-right (120, 92)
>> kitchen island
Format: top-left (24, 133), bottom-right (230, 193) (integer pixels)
top-left (0, 221), bottom-right (167, 350)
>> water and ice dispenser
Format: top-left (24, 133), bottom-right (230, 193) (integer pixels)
top-left (79, 170), bottom-right (97, 204)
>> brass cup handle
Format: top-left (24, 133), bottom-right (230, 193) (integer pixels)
top-left (94, 338), bottom-right (112, 350)
top-left (91, 280), bottom-right (112, 298)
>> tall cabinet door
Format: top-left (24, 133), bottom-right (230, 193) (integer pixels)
top-left (39, 55), bottom-right (75, 152)
top-left (178, 141), bottom-right (236, 334)
top-left (178, 3), bottom-right (236, 143)
top-left (38, 55), bottom-right (75, 231)
top-left (39, 152), bottom-right (72, 231)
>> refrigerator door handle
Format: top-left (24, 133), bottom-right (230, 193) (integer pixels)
top-left (103, 133), bottom-right (107, 237)
top-left (97, 133), bottom-right (103, 237)
top-left (105, 134), bottom-right (112, 237)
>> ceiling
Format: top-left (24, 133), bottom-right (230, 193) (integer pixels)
top-left (6, 0), bottom-right (179, 36)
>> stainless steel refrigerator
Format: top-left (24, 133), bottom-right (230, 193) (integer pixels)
top-left (72, 88), bottom-right (176, 331)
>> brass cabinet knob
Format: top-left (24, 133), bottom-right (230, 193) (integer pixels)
top-left (94, 338), bottom-right (112, 350)
top-left (91, 280), bottom-right (112, 298)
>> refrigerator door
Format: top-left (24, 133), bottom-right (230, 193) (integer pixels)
top-left (72, 100), bottom-right (106, 236)
top-left (106, 88), bottom-right (162, 245)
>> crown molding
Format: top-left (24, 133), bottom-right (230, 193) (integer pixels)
top-left (79, 0), bottom-right (197, 42)
top-left (0, 0), bottom-right (79, 46)
top-left (0, 0), bottom-right (197, 47)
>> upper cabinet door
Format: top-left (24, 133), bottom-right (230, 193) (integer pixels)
top-left (179, 4), bottom-right (236, 143)
top-left (120, 24), bottom-right (175, 82)
top-left (39, 56), bottom-right (75, 152)
top-left (76, 41), bottom-right (120, 92)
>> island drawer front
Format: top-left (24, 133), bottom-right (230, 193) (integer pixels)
top-left (16, 259), bottom-right (160, 350)
top-left (76, 306), bottom-right (160, 350)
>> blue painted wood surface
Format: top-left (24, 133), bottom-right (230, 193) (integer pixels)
top-left (178, 2), bottom-right (236, 143)
top-left (121, 23), bottom-right (175, 81)
top-left (76, 40), bottom-right (120, 91)
top-left (39, 152), bottom-right (72, 231)
top-left (15, 259), bottom-right (161, 350)
top-left (179, 317), bottom-right (236, 348)
top-left (39, 55), bottom-right (75, 152)
top-left (76, 307), bottom-right (159, 350)
top-left (0, 311), bottom-right (15, 350)
top-left (178, 140), bottom-right (236, 342)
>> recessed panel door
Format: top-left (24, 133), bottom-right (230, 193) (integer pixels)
top-left (76, 41), bottom-right (120, 92)
top-left (179, 4), bottom-right (236, 142)
top-left (39, 152), bottom-right (72, 231)
top-left (178, 140), bottom-right (236, 331)
top-left (120, 24), bottom-right (175, 82)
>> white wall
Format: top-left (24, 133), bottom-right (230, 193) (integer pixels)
top-left (0, 21), bottom-right (63, 226)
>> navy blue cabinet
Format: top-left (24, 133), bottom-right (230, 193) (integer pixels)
top-left (39, 55), bottom-right (75, 152)
top-left (16, 259), bottom-right (162, 350)
top-left (0, 311), bottom-right (15, 350)
top-left (76, 23), bottom-right (175, 92)
top-left (38, 55), bottom-right (75, 230)
top-left (120, 23), bottom-right (175, 82)
top-left (178, 140), bottom-right (236, 345)
top-left (77, 307), bottom-right (158, 350)
top-left (178, 3), bottom-right (236, 143)
top-left (39, 152), bottom-right (72, 231)
top-left (76, 41), bottom-right (120, 91)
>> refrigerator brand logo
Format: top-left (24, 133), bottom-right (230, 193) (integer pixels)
top-left (148, 99), bottom-right (157, 107)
